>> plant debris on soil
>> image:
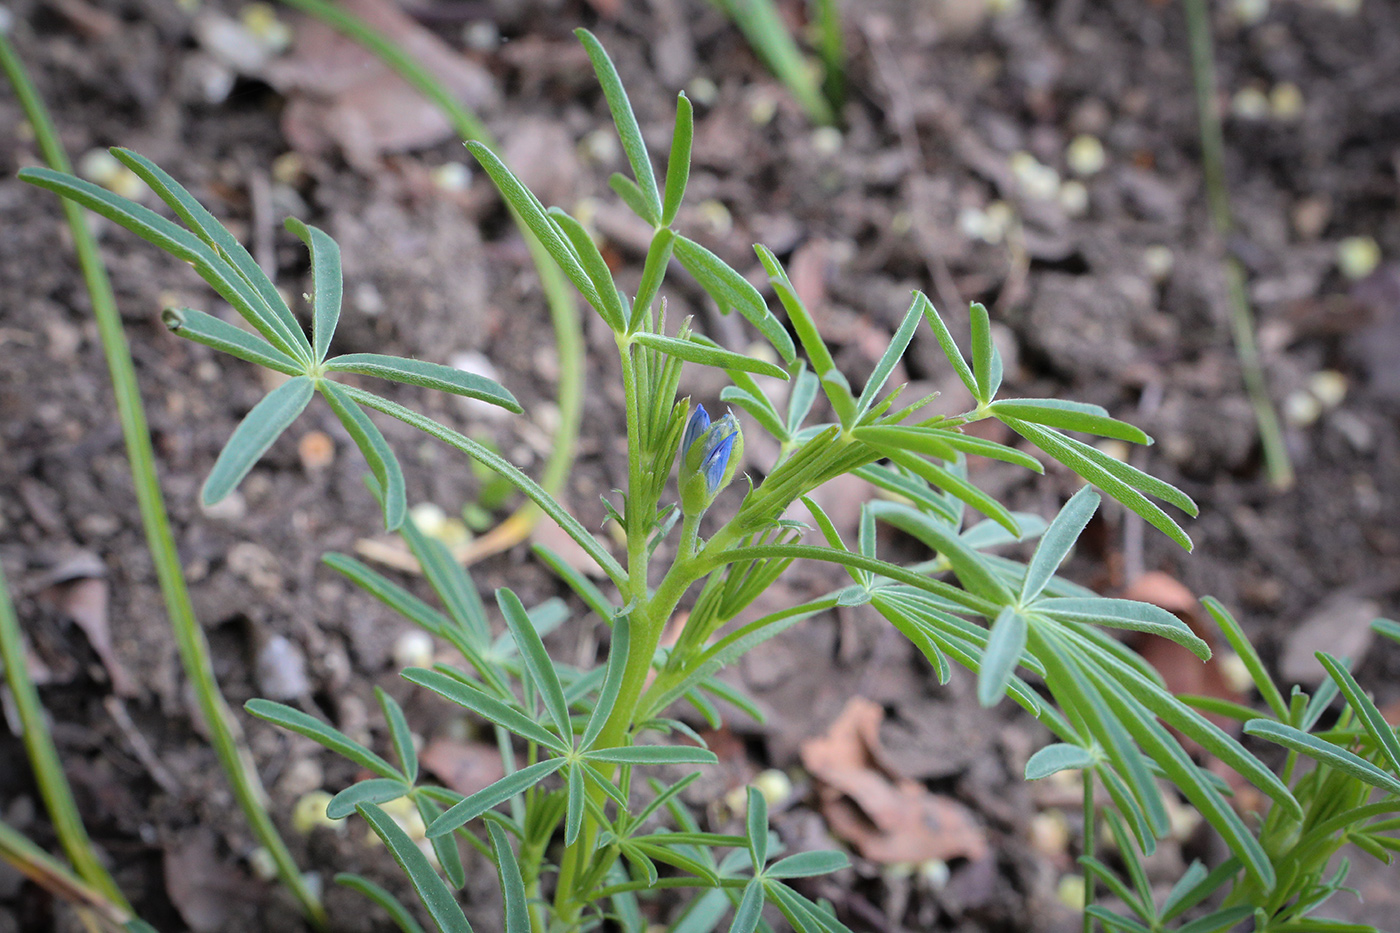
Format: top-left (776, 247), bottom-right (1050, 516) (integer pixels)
top-left (2, 0), bottom-right (1398, 931)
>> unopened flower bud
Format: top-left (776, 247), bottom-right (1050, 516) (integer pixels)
top-left (678, 404), bottom-right (741, 515)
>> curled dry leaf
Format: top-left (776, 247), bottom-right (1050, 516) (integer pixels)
top-left (799, 696), bottom-right (987, 864)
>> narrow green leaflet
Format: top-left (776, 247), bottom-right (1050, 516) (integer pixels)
top-left (967, 302), bottom-right (1002, 403)
top-left (766, 882), bottom-right (853, 933)
top-left (978, 607), bottom-right (1029, 707)
top-left (400, 516), bottom-right (491, 650)
top-left (766, 851), bottom-right (849, 879)
top-left (633, 332), bottom-right (788, 379)
top-left (1374, 617), bottom-right (1400, 646)
top-left (1317, 653), bottom-right (1400, 774)
top-left (991, 398), bottom-right (1151, 445)
top-left (548, 208), bottom-right (627, 331)
top-left (730, 880), bottom-right (765, 933)
top-left (161, 308), bottom-right (303, 376)
top-left (327, 778), bottom-right (411, 819)
top-left (497, 588), bottom-right (572, 742)
top-left (722, 386), bottom-right (789, 441)
top-left (581, 616), bottom-right (631, 750)
top-left (322, 553), bottom-right (451, 640)
top-left (1201, 598), bottom-right (1290, 721)
top-left (1245, 720), bottom-right (1400, 796)
top-left (202, 374), bottom-right (314, 506)
top-left (415, 795), bottom-right (466, 889)
top-left (855, 294), bottom-right (923, 415)
top-left (565, 763), bottom-right (585, 845)
top-left (245, 698), bottom-right (402, 779)
top-left (746, 786), bottom-right (769, 868)
top-left (426, 758), bottom-right (566, 838)
top-left (867, 501), bottom-right (1014, 604)
top-left (1036, 597), bottom-right (1210, 660)
top-left (883, 451), bottom-right (1022, 538)
top-left (1003, 416), bottom-right (1195, 550)
top-left (853, 425), bottom-right (959, 462)
top-left (376, 687), bottom-right (418, 783)
top-left (674, 236), bottom-right (796, 363)
top-left (358, 803), bottom-right (474, 933)
top-left (321, 380), bottom-right (406, 531)
top-left (402, 667), bottom-right (568, 753)
top-left (630, 228), bottom-right (677, 331)
top-left (334, 873), bottom-right (428, 933)
top-left (917, 293), bottom-right (977, 400)
top-left (486, 822), bottom-right (530, 933)
top-left (576, 29), bottom-right (662, 224)
top-left (107, 148), bottom-right (311, 363)
top-left (285, 218), bottom-right (343, 363)
top-left (1021, 486), bottom-right (1100, 605)
top-left (609, 173), bottom-right (658, 226)
top-left (662, 91), bottom-right (693, 226)
top-left (754, 245), bottom-right (836, 376)
top-left (324, 353), bottom-right (520, 412)
top-left (1025, 743), bottom-right (1098, 779)
top-left (585, 745), bottom-right (719, 766)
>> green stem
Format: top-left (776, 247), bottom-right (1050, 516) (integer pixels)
top-left (0, 566), bottom-right (128, 909)
top-left (276, 0), bottom-right (584, 552)
top-left (1182, 0), bottom-right (1293, 490)
top-left (1082, 769), bottom-right (1096, 933)
top-left (0, 33), bottom-right (327, 928)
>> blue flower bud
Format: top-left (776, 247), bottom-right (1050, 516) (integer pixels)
top-left (678, 405), bottom-right (742, 515)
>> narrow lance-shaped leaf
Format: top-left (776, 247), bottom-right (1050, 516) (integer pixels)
top-left (376, 686), bottom-right (418, 783)
top-left (633, 332), bottom-right (788, 379)
top-left (161, 307), bottom-right (304, 376)
top-left (486, 822), bottom-right (530, 933)
top-left (585, 745), bottom-right (719, 766)
top-left (1021, 486), bottom-right (1100, 604)
top-left (425, 758), bottom-right (566, 838)
top-left (746, 786), bottom-right (769, 868)
top-left (581, 616), bottom-right (631, 750)
top-left (321, 380), bottom-right (406, 531)
top-left (327, 778), bottom-right (411, 820)
top-left (856, 294), bottom-right (924, 415)
top-left (414, 795), bottom-right (466, 889)
top-left (565, 764), bottom-right (585, 845)
top-left (1245, 720), bottom-right (1400, 796)
top-left (285, 218), bottom-right (343, 363)
top-left (497, 587), bottom-right (572, 743)
top-left (324, 353), bottom-right (520, 413)
top-left (630, 228), bottom-right (676, 331)
top-left (917, 292), bottom-right (978, 400)
top-left (1037, 597), bottom-right (1211, 660)
top-left (399, 514), bottom-right (491, 650)
top-left (766, 851), bottom-right (850, 880)
top-left (548, 208), bottom-right (627, 331)
top-left (1025, 743), bottom-right (1098, 780)
top-left (609, 173), bottom-right (657, 226)
top-left (978, 607), bottom-right (1030, 707)
top-left (576, 28), bottom-right (662, 224)
top-left (674, 236), bottom-right (796, 363)
top-left (203, 375), bottom-right (315, 506)
top-left (730, 879), bottom-right (765, 933)
top-left (968, 302), bottom-right (1002, 402)
top-left (334, 873), bottom-right (427, 933)
top-left (402, 667), bottom-right (568, 753)
top-left (245, 698), bottom-right (402, 780)
top-left (1317, 652), bottom-right (1400, 773)
top-left (662, 92), bottom-right (693, 226)
top-left (1201, 598), bottom-right (1289, 721)
top-left (358, 804), bottom-right (475, 933)
top-left (990, 398), bottom-right (1152, 445)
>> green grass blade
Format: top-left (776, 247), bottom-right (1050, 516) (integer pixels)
top-left (1021, 486), bottom-right (1099, 604)
top-left (662, 92), bottom-right (694, 226)
top-left (334, 873), bottom-right (428, 933)
top-left (425, 759), bottom-right (565, 838)
top-left (358, 803), bottom-right (474, 933)
top-left (403, 668), bottom-right (568, 753)
top-left (320, 380), bottom-right (406, 531)
top-left (161, 307), bottom-right (303, 376)
top-left (497, 587), bottom-right (572, 742)
top-left (979, 607), bottom-right (1029, 707)
top-left (576, 28), bottom-right (663, 223)
top-left (675, 236), bottom-right (796, 363)
top-left (202, 375), bottom-right (314, 506)
top-left (284, 218), bottom-right (343, 363)
top-left (324, 353), bottom-right (520, 412)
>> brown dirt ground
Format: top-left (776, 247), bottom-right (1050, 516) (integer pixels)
top-left (2, 0), bottom-right (1398, 931)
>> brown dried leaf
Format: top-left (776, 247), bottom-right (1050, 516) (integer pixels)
top-left (799, 697), bottom-right (987, 864)
top-left (420, 738), bottom-right (505, 797)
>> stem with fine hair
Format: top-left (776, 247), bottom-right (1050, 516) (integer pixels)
top-left (0, 32), bottom-right (326, 928)
top-left (1182, 0), bottom-right (1293, 490)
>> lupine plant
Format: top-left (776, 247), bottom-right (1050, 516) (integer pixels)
top-left (20, 30), bottom-right (1397, 933)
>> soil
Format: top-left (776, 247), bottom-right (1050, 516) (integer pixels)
top-left (2, 0), bottom-right (1399, 931)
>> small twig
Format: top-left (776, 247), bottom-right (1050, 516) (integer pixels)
top-left (103, 697), bottom-right (182, 796)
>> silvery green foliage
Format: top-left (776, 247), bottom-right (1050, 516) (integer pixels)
top-left (21, 31), bottom-right (1397, 933)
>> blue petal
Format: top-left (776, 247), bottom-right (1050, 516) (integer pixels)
top-left (702, 432), bottom-right (736, 494)
top-left (682, 404), bottom-right (710, 455)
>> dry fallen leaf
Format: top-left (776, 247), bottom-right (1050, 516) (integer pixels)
top-left (800, 696), bottom-right (987, 864)
top-left (420, 737), bottom-right (505, 797)
top-left (1279, 594), bottom-right (1380, 687)
top-left (38, 552), bottom-right (138, 698)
